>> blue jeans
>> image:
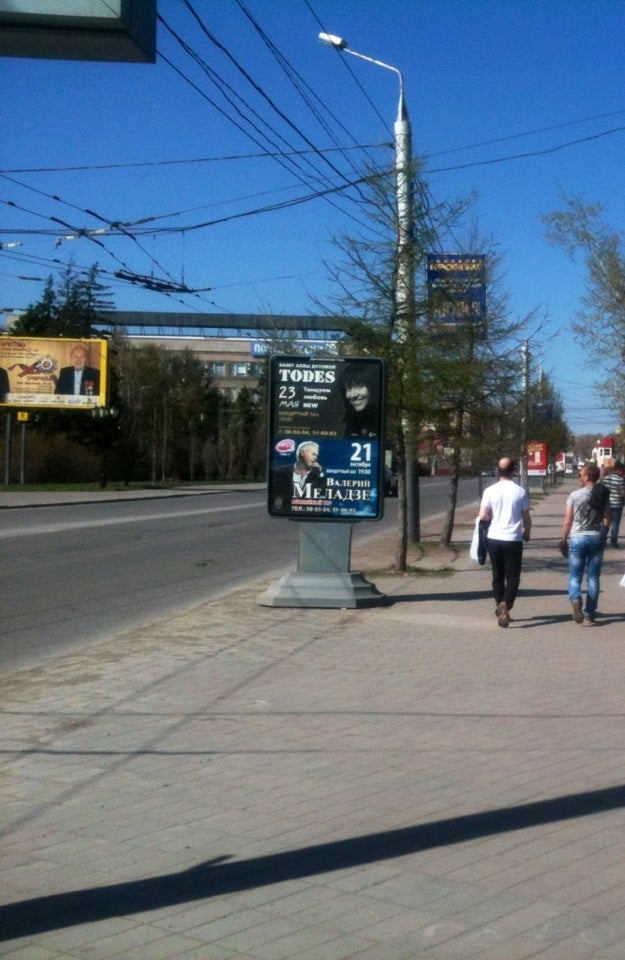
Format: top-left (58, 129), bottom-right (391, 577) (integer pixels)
top-left (609, 506), bottom-right (622, 546)
top-left (568, 534), bottom-right (604, 618)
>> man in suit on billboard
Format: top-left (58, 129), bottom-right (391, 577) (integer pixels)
top-left (54, 344), bottom-right (100, 396)
top-left (0, 366), bottom-right (9, 402)
top-left (271, 440), bottom-right (325, 515)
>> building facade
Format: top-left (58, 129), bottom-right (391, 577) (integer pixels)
top-left (101, 311), bottom-right (344, 400)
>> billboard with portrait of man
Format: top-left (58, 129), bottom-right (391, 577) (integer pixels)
top-left (267, 354), bottom-right (385, 521)
top-left (0, 336), bottom-right (108, 410)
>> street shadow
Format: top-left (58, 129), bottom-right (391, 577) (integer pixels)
top-left (3, 783), bottom-right (625, 941)
top-left (388, 589), bottom-right (492, 604)
top-left (510, 609), bottom-right (625, 630)
top-left (388, 587), bottom-right (565, 605)
top-left (510, 614), bottom-right (584, 629)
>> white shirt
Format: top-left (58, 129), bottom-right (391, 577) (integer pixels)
top-left (480, 479), bottom-right (530, 542)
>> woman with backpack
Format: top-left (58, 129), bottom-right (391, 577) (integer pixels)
top-left (561, 463), bottom-right (612, 626)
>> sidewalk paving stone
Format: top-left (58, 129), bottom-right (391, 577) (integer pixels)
top-left (1, 482), bottom-right (625, 958)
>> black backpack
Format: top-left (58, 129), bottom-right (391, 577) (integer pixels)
top-left (582, 482), bottom-right (609, 528)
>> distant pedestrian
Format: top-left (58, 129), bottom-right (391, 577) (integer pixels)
top-left (479, 457), bottom-right (531, 627)
top-left (602, 460), bottom-right (624, 548)
top-left (561, 463), bottom-right (611, 626)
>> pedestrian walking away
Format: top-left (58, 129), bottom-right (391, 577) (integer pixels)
top-left (561, 462), bottom-right (611, 626)
top-left (602, 460), bottom-right (624, 548)
top-left (479, 457), bottom-right (531, 627)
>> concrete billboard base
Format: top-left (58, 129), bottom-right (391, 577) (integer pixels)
top-left (258, 571), bottom-right (387, 608)
top-left (258, 520), bottom-right (387, 608)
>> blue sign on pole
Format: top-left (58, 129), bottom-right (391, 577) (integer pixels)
top-left (426, 253), bottom-right (486, 326)
top-left (267, 355), bottom-right (385, 521)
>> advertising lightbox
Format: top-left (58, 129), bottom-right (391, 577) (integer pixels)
top-left (426, 253), bottom-right (486, 325)
top-left (0, 336), bottom-right (108, 410)
top-left (267, 355), bottom-right (385, 521)
top-left (527, 441), bottom-right (548, 476)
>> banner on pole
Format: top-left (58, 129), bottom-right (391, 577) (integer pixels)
top-left (426, 253), bottom-right (486, 326)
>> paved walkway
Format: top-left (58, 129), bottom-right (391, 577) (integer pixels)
top-left (1, 483), bottom-right (625, 959)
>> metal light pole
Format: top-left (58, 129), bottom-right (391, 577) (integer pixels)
top-left (520, 339), bottom-right (529, 493)
top-left (318, 34), bottom-right (419, 543)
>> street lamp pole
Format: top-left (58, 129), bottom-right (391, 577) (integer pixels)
top-left (319, 33), bottom-right (419, 542)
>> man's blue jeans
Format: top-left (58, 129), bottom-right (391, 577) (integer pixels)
top-left (568, 534), bottom-right (605, 618)
top-left (609, 506), bottom-right (622, 546)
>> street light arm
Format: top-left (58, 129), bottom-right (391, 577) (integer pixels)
top-left (318, 32), bottom-right (406, 118)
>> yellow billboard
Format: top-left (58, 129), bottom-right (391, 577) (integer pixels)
top-left (0, 337), bottom-right (108, 411)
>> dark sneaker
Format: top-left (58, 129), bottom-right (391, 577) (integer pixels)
top-left (571, 599), bottom-right (584, 624)
top-left (496, 602), bottom-right (510, 628)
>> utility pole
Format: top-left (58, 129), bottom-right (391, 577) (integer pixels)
top-left (318, 33), bottom-right (420, 546)
top-left (393, 60), bottom-right (420, 542)
top-left (520, 339), bottom-right (529, 491)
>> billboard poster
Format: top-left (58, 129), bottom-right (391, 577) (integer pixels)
top-left (527, 441), bottom-right (548, 476)
top-left (0, 336), bottom-right (108, 410)
top-left (267, 355), bottom-right (385, 521)
top-left (426, 253), bottom-right (486, 325)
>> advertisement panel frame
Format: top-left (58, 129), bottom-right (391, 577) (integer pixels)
top-left (527, 440), bottom-right (548, 476)
top-left (0, 336), bottom-right (109, 410)
top-left (267, 354), bottom-right (385, 522)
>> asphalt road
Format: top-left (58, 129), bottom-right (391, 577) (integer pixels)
top-left (1, 478), bottom-right (480, 670)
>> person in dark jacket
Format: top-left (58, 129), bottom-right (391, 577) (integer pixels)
top-left (54, 344), bottom-right (100, 396)
top-left (271, 441), bottom-right (324, 515)
top-left (0, 366), bottom-right (9, 402)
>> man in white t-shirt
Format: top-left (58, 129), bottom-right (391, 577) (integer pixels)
top-left (479, 457), bottom-right (531, 627)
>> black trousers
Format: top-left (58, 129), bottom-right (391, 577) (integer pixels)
top-left (487, 539), bottom-right (524, 609)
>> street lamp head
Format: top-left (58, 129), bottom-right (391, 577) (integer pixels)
top-left (318, 32), bottom-right (347, 49)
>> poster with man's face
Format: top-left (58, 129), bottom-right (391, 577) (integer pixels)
top-left (267, 355), bottom-right (385, 521)
top-left (0, 336), bottom-right (108, 410)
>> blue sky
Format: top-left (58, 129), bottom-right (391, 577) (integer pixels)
top-left (1, 0), bottom-right (624, 439)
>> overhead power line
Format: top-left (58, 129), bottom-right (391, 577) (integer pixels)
top-left (1, 171), bottom-right (386, 239)
top-left (0, 143), bottom-right (388, 176)
top-left (427, 125), bottom-right (625, 174)
top-left (157, 10), bottom-right (373, 229)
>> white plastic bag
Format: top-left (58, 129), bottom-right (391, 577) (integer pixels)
top-left (469, 518), bottom-right (480, 563)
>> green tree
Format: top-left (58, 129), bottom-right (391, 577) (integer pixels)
top-left (115, 343), bottom-right (221, 483)
top-left (542, 195), bottom-right (625, 429)
top-left (8, 263), bottom-right (119, 484)
top-left (317, 162), bottom-right (464, 568)
top-left (526, 373), bottom-right (570, 477)
top-left (421, 250), bottom-right (538, 544)
top-left (317, 163), bottom-right (535, 562)
top-left (10, 262), bottom-right (113, 337)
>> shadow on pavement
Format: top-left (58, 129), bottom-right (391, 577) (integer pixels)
top-left (2, 783), bottom-right (625, 942)
top-left (388, 587), bottom-right (565, 605)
